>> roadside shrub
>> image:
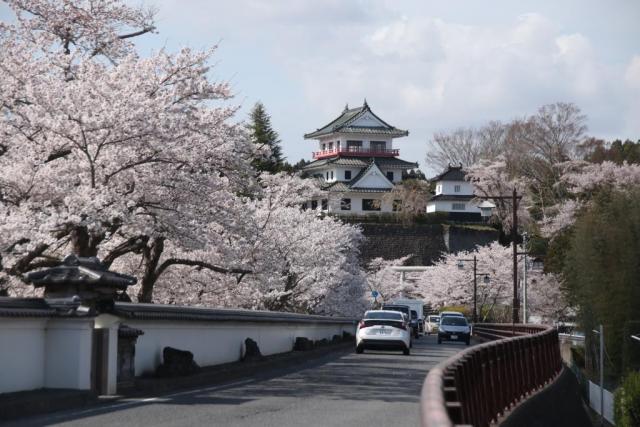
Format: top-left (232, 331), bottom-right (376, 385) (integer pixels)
top-left (570, 346), bottom-right (586, 369)
top-left (615, 371), bottom-right (640, 427)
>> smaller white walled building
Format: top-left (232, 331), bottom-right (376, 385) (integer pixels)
top-left (426, 166), bottom-right (494, 221)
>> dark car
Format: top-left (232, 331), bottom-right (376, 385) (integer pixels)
top-left (381, 304), bottom-right (418, 339)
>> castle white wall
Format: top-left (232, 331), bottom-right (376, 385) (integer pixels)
top-left (435, 180), bottom-right (474, 196)
top-left (0, 317), bottom-right (93, 394)
top-left (0, 308), bottom-right (355, 395)
top-left (44, 319), bottom-right (94, 390)
top-left (0, 319), bottom-right (47, 393)
top-left (126, 320), bottom-right (354, 377)
top-left (426, 200), bottom-right (482, 214)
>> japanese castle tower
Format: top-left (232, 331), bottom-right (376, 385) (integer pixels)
top-left (302, 101), bottom-right (418, 214)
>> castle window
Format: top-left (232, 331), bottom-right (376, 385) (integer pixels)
top-left (341, 198), bottom-right (351, 211)
top-left (362, 199), bottom-right (381, 211)
top-left (311, 200), bottom-right (318, 210)
top-left (393, 200), bottom-right (402, 212)
top-left (386, 171), bottom-right (394, 182)
top-left (371, 141), bottom-right (386, 151)
top-left (321, 199), bottom-right (328, 211)
top-left (345, 170), bottom-right (352, 180)
top-left (330, 171), bottom-right (334, 180)
top-left (454, 185), bottom-right (461, 193)
top-left (452, 203), bottom-right (466, 211)
top-left (346, 140), bottom-right (363, 152)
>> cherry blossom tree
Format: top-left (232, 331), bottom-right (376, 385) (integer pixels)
top-left (364, 255), bottom-right (413, 304)
top-left (0, 1), bottom-right (369, 315)
top-left (108, 173), bottom-right (368, 315)
top-left (465, 158), bottom-right (531, 232)
top-left (413, 242), bottom-right (566, 322)
top-left (0, 0), bottom-right (261, 300)
top-left (540, 161), bottom-right (640, 237)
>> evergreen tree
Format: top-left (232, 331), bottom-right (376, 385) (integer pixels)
top-left (248, 102), bottom-right (285, 173)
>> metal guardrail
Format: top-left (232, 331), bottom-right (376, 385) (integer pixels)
top-left (421, 323), bottom-right (562, 427)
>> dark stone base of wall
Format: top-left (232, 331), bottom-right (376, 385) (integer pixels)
top-left (358, 223), bottom-right (499, 265)
top-left (500, 366), bottom-right (594, 427)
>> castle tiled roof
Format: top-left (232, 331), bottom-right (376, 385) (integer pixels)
top-left (430, 165), bottom-right (467, 182)
top-left (303, 156), bottom-right (418, 171)
top-left (429, 194), bottom-right (475, 202)
top-left (311, 158), bottom-right (397, 193)
top-left (304, 101), bottom-right (409, 139)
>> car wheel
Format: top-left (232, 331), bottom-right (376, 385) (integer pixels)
top-left (356, 345), bottom-right (364, 354)
top-left (403, 347), bottom-right (410, 355)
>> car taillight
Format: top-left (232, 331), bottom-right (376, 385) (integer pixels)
top-left (359, 320), bottom-right (366, 329)
top-left (404, 322), bottom-right (409, 331)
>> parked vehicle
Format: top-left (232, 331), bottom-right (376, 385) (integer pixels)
top-left (356, 310), bottom-right (411, 355)
top-left (425, 315), bottom-right (440, 335)
top-left (439, 310), bottom-right (465, 319)
top-left (438, 315), bottom-right (471, 345)
top-left (382, 304), bottom-right (417, 339)
top-left (393, 298), bottom-right (425, 336)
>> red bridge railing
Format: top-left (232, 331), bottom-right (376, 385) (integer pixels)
top-left (420, 324), bottom-right (562, 427)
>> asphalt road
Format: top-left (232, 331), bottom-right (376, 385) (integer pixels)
top-left (7, 335), bottom-right (469, 427)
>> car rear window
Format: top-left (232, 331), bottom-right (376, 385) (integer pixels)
top-left (365, 311), bottom-right (403, 321)
top-left (382, 306), bottom-right (409, 315)
top-left (441, 316), bottom-right (468, 326)
top-left (429, 316), bottom-right (440, 323)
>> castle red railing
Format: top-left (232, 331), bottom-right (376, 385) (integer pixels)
top-left (312, 147), bottom-right (399, 159)
top-left (420, 323), bottom-right (562, 427)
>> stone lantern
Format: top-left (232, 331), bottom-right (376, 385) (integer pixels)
top-left (25, 254), bottom-right (136, 312)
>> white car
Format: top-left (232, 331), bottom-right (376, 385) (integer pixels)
top-left (356, 310), bottom-right (411, 355)
top-left (437, 315), bottom-right (471, 345)
top-left (425, 315), bottom-right (440, 334)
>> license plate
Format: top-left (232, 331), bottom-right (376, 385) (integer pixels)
top-left (451, 334), bottom-right (458, 339)
top-left (377, 329), bottom-right (391, 335)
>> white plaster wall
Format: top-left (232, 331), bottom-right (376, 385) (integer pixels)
top-left (426, 200), bottom-right (482, 213)
top-left (379, 168), bottom-right (401, 183)
top-left (44, 318), bottom-right (94, 390)
top-left (126, 320), bottom-right (355, 376)
top-left (330, 194), bottom-right (395, 215)
top-left (334, 166), bottom-right (362, 181)
top-left (437, 180), bottom-right (474, 195)
top-left (0, 319), bottom-right (47, 393)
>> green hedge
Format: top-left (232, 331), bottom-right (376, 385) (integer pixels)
top-left (615, 371), bottom-right (640, 427)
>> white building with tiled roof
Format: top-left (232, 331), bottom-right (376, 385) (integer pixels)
top-left (426, 165), bottom-right (495, 221)
top-left (302, 100), bottom-right (419, 215)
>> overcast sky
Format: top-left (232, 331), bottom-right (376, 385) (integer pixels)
top-left (3, 1), bottom-right (639, 174)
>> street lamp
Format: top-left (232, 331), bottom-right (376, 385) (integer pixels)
top-left (457, 255), bottom-right (490, 323)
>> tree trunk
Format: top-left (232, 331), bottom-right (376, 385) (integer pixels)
top-left (137, 237), bottom-right (165, 303)
top-left (71, 226), bottom-right (92, 256)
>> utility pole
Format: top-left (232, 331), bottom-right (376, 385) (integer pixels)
top-left (478, 188), bottom-right (522, 324)
top-left (600, 324), bottom-right (604, 426)
top-left (522, 232), bottom-right (528, 324)
top-left (472, 255), bottom-right (477, 324)
top-left (511, 188), bottom-right (519, 324)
